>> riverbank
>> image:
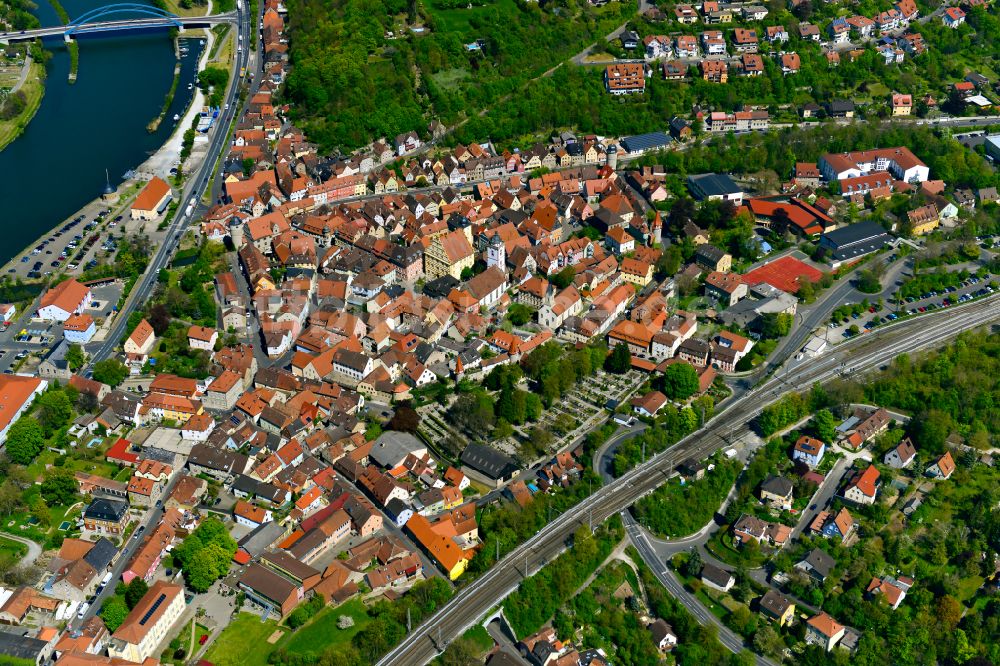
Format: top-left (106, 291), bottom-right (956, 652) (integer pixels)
top-left (67, 42), bottom-right (79, 82)
top-left (0, 33), bottom-right (213, 283)
top-left (138, 33), bottom-right (213, 182)
top-left (0, 57), bottom-right (45, 152)
top-left (148, 61), bottom-right (182, 132)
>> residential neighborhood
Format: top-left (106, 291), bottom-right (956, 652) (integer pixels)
top-left (0, 0), bottom-right (999, 661)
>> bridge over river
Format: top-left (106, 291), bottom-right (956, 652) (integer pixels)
top-left (0, 4), bottom-right (236, 42)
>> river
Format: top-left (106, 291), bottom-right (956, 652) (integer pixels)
top-left (0, 0), bottom-right (202, 266)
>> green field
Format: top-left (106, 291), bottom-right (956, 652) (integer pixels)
top-left (205, 599), bottom-right (373, 666)
top-left (203, 613), bottom-right (280, 666)
top-left (430, 67), bottom-right (471, 92)
top-left (279, 598), bottom-right (371, 654)
top-left (425, 0), bottom-right (519, 34)
top-left (0, 536), bottom-right (27, 560)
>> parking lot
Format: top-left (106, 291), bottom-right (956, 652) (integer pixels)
top-left (826, 272), bottom-right (995, 342)
top-left (8, 205), bottom-right (123, 280)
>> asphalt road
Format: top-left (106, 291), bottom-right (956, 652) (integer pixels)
top-left (69, 473), bottom-right (183, 629)
top-left (624, 511), bottom-right (776, 665)
top-left (377, 293), bottom-right (1000, 665)
top-left (83, 3), bottom-right (251, 370)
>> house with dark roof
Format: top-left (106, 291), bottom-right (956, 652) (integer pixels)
top-left (758, 589), bottom-right (795, 626)
top-left (760, 476), bottom-right (793, 510)
top-left (818, 220), bottom-right (894, 268)
top-left (687, 173), bottom-right (744, 204)
top-left (83, 498), bottom-right (130, 535)
top-left (701, 563), bottom-right (734, 591)
top-left (884, 437), bottom-right (917, 468)
top-left (237, 563), bottom-right (302, 618)
top-left (647, 618), bottom-right (677, 650)
top-left (460, 443), bottom-right (519, 487)
top-left (796, 547), bottom-right (836, 582)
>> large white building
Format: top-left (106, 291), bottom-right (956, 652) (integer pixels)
top-left (818, 147), bottom-right (929, 183)
top-left (107, 581), bottom-right (185, 663)
top-left (37, 279), bottom-right (93, 322)
top-left (0, 375), bottom-right (47, 444)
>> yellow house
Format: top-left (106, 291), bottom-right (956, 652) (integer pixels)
top-left (424, 229), bottom-right (475, 280)
top-left (620, 257), bottom-right (654, 287)
top-left (907, 204), bottom-right (940, 236)
top-left (406, 513), bottom-right (472, 580)
top-left (254, 274), bottom-right (277, 292)
top-left (124, 318), bottom-right (156, 356)
top-left (891, 93), bottom-right (912, 116)
top-left (760, 590), bottom-right (795, 627)
top-left (140, 393), bottom-right (204, 425)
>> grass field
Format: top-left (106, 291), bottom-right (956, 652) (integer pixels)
top-left (161, 0), bottom-right (210, 17)
top-left (206, 599), bottom-right (373, 666)
top-left (203, 613), bottom-right (280, 666)
top-left (430, 67), bottom-right (470, 92)
top-left (209, 25), bottom-right (232, 60)
top-left (0, 59), bottom-right (45, 152)
top-left (424, 0), bottom-right (519, 35)
top-left (278, 598), bottom-right (371, 655)
top-left (0, 536), bottom-right (27, 560)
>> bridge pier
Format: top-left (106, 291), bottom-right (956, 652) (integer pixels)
top-left (64, 33), bottom-right (73, 43)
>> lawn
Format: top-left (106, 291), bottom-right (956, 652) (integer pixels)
top-left (424, 0), bottom-right (519, 35)
top-left (0, 536), bottom-right (27, 560)
top-left (430, 67), bottom-right (470, 92)
top-left (955, 575), bottom-right (985, 603)
top-left (278, 598), bottom-right (371, 654)
top-left (0, 59), bottom-right (44, 152)
top-left (460, 625), bottom-right (494, 655)
top-left (206, 600), bottom-right (373, 666)
top-left (203, 613), bottom-right (280, 666)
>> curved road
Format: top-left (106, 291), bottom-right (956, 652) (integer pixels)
top-left (378, 293), bottom-right (1000, 665)
top-left (3, 532), bottom-right (42, 567)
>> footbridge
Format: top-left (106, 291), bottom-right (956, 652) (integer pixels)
top-left (0, 4), bottom-right (237, 43)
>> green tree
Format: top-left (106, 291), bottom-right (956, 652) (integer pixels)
top-left (758, 312), bottom-right (792, 339)
top-left (660, 362), bottom-right (700, 400)
top-left (40, 469), bottom-right (78, 506)
top-left (184, 543), bottom-right (231, 592)
top-left (92, 359), bottom-right (128, 387)
top-left (5, 418), bottom-right (45, 465)
top-left (124, 579), bottom-right (149, 609)
top-left (37, 390), bottom-right (73, 436)
top-left (604, 343), bottom-right (631, 374)
top-left (797, 278), bottom-right (816, 303)
top-left (173, 517), bottom-right (238, 592)
top-left (65, 344), bottom-right (86, 371)
top-left (550, 266), bottom-right (575, 289)
top-left (100, 596), bottom-right (129, 632)
top-left (810, 409), bottom-right (837, 443)
top-left (753, 624), bottom-right (784, 657)
top-left (507, 303), bottom-right (533, 326)
top-left (857, 268), bottom-right (882, 293)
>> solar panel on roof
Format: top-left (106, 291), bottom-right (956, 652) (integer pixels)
top-left (139, 594), bottom-right (167, 625)
top-left (621, 132), bottom-right (672, 153)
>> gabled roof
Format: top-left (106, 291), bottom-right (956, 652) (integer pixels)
top-left (41, 279), bottom-right (90, 313)
top-left (806, 611), bottom-right (844, 638)
top-left (846, 464), bottom-right (880, 497)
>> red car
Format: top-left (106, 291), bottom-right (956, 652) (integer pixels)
top-left (199, 634), bottom-right (209, 646)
